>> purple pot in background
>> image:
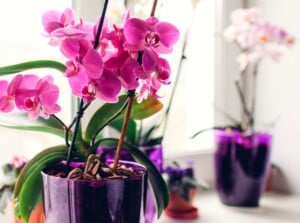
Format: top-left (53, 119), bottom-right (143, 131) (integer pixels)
top-left (42, 160), bottom-right (146, 223)
top-left (214, 129), bottom-right (272, 207)
top-left (97, 144), bottom-right (163, 223)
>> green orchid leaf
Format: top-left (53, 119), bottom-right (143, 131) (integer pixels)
top-left (84, 95), bottom-right (129, 142)
top-left (14, 145), bottom-right (68, 223)
top-left (142, 137), bottom-right (163, 147)
top-left (96, 138), bottom-right (169, 218)
top-left (85, 95), bottom-right (163, 144)
top-left (138, 124), bottom-right (163, 146)
top-left (14, 145), bottom-right (68, 199)
top-left (131, 96), bottom-right (163, 120)
top-left (0, 60), bottom-right (66, 75)
top-left (0, 122), bottom-right (67, 138)
top-left (110, 118), bottom-right (137, 144)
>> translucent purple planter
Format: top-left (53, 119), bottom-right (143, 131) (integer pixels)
top-left (214, 129), bottom-right (272, 207)
top-left (97, 144), bottom-right (163, 223)
top-left (42, 160), bottom-right (146, 223)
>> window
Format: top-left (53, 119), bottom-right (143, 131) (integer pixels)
top-left (160, 0), bottom-right (216, 156)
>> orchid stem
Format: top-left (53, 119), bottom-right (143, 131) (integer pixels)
top-left (94, 0), bottom-right (109, 49)
top-left (112, 90), bottom-right (135, 172)
top-left (51, 114), bottom-right (71, 146)
top-left (150, 0), bottom-right (158, 16)
top-left (67, 99), bottom-right (84, 165)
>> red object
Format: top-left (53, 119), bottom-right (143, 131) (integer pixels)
top-left (164, 190), bottom-right (199, 220)
top-left (15, 203), bottom-right (45, 223)
top-left (264, 169), bottom-right (273, 192)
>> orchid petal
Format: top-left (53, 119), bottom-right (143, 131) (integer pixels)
top-left (96, 69), bottom-right (121, 103)
top-left (82, 49), bottom-right (104, 79)
top-left (124, 18), bottom-right (147, 45)
top-left (156, 22), bottom-right (180, 48)
top-left (119, 58), bottom-right (139, 89)
top-left (60, 38), bottom-right (81, 59)
top-left (142, 49), bottom-right (157, 73)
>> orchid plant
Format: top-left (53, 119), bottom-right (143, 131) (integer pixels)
top-left (223, 7), bottom-right (295, 132)
top-left (0, 1), bottom-right (179, 222)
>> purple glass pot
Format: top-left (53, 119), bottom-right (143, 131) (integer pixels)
top-left (214, 129), bottom-right (272, 207)
top-left (97, 144), bottom-right (163, 223)
top-left (42, 160), bottom-right (146, 223)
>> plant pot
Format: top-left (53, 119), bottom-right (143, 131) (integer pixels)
top-left (97, 144), bottom-right (163, 223)
top-left (41, 160), bottom-right (146, 223)
top-left (164, 189), bottom-right (198, 219)
top-left (214, 129), bottom-right (272, 207)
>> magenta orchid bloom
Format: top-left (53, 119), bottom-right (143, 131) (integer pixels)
top-left (42, 8), bottom-right (84, 45)
top-left (122, 16), bottom-right (178, 99)
top-left (0, 8), bottom-right (180, 117)
top-left (42, 7), bottom-right (97, 46)
top-left (0, 80), bottom-right (14, 112)
top-left (12, 75), bottom-right (61, 120)
top-left (0, 75), bottom-right (60, 119)
top-left (42, 8), bottom-right (75, 34)
top-left (123, 16), bottom-right (179, 54)
top-left (68, 68), bottom-right (121, 103)
top-left (135, 56), bottom-right (171, 102)
top-left (105, 51), bottom-right (140, 90)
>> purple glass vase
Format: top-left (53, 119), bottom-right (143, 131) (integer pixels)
top-left (97, 144), bottom-right (163, 223)
top-left (214, 129), bottom-right (272, 207)
top-left (42, 160), bottom-right (146, 223)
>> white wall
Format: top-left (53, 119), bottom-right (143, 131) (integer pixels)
top-left (246, 0), bottom-right (300, 194)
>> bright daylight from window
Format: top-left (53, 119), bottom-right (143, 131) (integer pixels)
top-left (161, 0), bottom-right (215, 156)
top-left (0, 0), bottom-right (72, 163)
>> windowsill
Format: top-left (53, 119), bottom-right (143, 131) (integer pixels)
top-left (155, 191), bottom-right (300, 222)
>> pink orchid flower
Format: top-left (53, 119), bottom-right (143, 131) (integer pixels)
top-left (42, 8), bottom-right (75, 34)
top-left (230, 7), bottom-right (262, 25)
top-left (134, 52), bottom-right (170, 80)
top-left (105, 51), bottom-right (139, 90)
top-left (10, 155), bottom-right (27, 169)
top-left (62, 38), bottom-right (104, 80)
top-left (68, 68), bottom-right (121, 103)
top-left (135, 56), bottom-right (171, 101)
top-left (123, 17), bottom-right (178, 82)
top-left (13, 75), bottom-right (61, 120)
top-left (123, 16), bottom-right (179, 54)
top-left (0, 80), bottom-right (14, 112)
top-left (0, 75), bottom-right (26, 112)
top-left (137, 77), bottom-right (162, 103)
top-left (42, 8), bottom-right (82, 45)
